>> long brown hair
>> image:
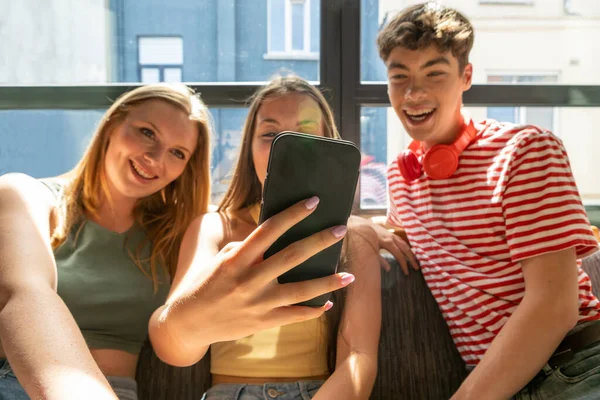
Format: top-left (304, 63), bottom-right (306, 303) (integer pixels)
top-left (218, 74), bottom-right (346, 373)
top-left (50, 83), bottom-right (212, 286)
top-left (218, 74), bottom-right (340, 212)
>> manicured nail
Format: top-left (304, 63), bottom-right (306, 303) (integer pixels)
top-left (305, 196), bottom-right (320, 210)
top-left (324, 301), bottom-right (334, 311)
top-left (332, 225), bottom-right (347, 238)
top-left (340, 273), bottom-right (355, 286)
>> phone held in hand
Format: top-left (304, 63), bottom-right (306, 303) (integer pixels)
top-left (258, 132), bottom-right (361, 307)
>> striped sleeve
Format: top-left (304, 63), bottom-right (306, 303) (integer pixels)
top-left (386, 160), bottom-right (404, 228)
top-left (501, 129), bottom-right (599, 262)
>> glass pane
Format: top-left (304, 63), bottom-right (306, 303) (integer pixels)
top-left (210, 108), bottom-right (248, 204)
top-left (292, 2), bottom-right (305, 51)
top-left (487, 107), bottom-right (517, 124)
top-left (359, 106), bottom-right (600, 213)
top-left (3, 0), bottom-right (320, 84)
top-left (361, 0), bottom-right (600, 84)
top-left (164, 68), bottom-right (183, 82)
top-left (0, 110), bottom-right (105, 178)
top-left (525, 107), bottom-right (554, 131)
top-left (138, 37), bottom-right (183, 65)
top-left (141, 68), bottom-right (160, 83)
top-left (0, 108), bottom-right (248, 206)
top-left (269, 0), bottom-right (286, 52)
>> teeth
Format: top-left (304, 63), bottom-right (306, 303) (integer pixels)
top-left (405, 108), bottom-right (434, 121)
top-left (405, 108), bottom-right (434, 117)
top-left (131, 161), bottom-right (155, 179)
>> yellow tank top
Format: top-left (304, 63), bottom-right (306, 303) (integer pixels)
top-left (210, 204), bottom-right (330, 378)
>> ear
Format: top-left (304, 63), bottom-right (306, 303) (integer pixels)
top-left (462, 63), bottom-right (473, 92)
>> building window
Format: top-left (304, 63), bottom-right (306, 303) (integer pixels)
top-left (138, 36), bottom-right (183, 83)
top-left (266, 0), bottom-right (317, 60)
top-left (487, 75), bottom-right (557, 132)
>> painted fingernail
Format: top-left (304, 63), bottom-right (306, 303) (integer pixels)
top-left (305, 196), bottom-right (320, 210)
top-left (340, 272), bottom-right (355, 285)
top-left (332, 225), bottom-right (347, 238)
top-left (324, 301), bottom-right (334, 311)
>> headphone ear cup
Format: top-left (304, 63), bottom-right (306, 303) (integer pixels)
top-left (422, 145), bottom-right (460, 180)
top-left (398, 150), bottom-right (423, 182)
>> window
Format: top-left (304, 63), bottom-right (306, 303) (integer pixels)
top-left (0, 107), bottom-right (247, 206)
top-left (360, 106), bottom-right (600, 211)
top-left (266, 0), bottom-right (317, 59)
top-left (487, 75), bottom-right (557, 132)
top-left (138, 36), bottom-right (183, 83)
top-left (4, 0), bottom-right (600, 214)
top-left (362, 1), bottom-right (600, 85)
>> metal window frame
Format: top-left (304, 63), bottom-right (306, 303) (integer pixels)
top-left (1, 0), bottom-right (600, 211)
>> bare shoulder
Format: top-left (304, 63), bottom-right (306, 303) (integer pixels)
top-left (184, 211), bottom-right (227, 250)
top-left (0, 173), bottom-right (56, 214)
top-left (172, 209), bottom-right (254, 288)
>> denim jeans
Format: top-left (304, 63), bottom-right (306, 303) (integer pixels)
top-left (513, 340), bottom-right (600, 400)
top-left (201, 380), bottom-right (324, 400)
top-left (0, 358), bottom-right (138, 400)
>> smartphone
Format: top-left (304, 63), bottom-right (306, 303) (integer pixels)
top-left (258, 132), bottom-right (361, 307)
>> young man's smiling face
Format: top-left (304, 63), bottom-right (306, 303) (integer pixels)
top-left (386, 45), bottom-right (473, 149)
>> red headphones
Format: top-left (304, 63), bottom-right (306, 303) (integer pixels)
top-left (397, 118), bottom-right (478, 182)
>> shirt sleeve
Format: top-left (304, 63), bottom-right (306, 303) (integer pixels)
top-left (501, 128), bottom-right (599, 262)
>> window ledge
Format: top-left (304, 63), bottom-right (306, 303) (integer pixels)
top-left (263, 52), bottom-right (319, 61)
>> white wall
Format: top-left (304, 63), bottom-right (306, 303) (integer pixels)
top-left (0, 0), bottom-right (110, 84)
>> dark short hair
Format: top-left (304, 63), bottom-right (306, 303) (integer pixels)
top-left (377, 2), bottom-right (475, 71)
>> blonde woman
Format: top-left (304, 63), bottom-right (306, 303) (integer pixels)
top-left (0, 83), bottom-right (346, 400)
top-left (160, 75), bottom-right (417, 400)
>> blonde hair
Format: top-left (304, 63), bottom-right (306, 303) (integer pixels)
top-left (218, 74), bottom-right (340, 212)
top-left (51, 83), bottom-right (212, 285)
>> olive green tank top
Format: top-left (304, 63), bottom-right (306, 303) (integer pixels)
top-left (41, 180), bottom-right (171, 354)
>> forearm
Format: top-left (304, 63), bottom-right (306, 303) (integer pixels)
top-left (0, 287), bottom-right (117, 400)
top-left (452, 298), bottom-right (577, 400)
top-left (313, 227), bottom-right (381, 400)
top-left (313, 352), bottom-right (377, 400)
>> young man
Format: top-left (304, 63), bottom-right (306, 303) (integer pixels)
top-left (378, 2), bottom-right (600, 399)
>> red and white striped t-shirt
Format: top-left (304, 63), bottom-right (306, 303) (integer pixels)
top-left (387, 120), bottom-right (600, 366)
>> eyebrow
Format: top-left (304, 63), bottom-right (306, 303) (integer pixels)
top-left (388, 56), bottom-right (451, 71)
top-left (257, 118), bottom-right (279, 125)
top-left (147, 120), bottom-right (192, 154)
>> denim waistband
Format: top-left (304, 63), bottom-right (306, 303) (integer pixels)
top-left (0, 358), bottom-right (137, 400)
top-left (204, 380), bottom-right (324, 400)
